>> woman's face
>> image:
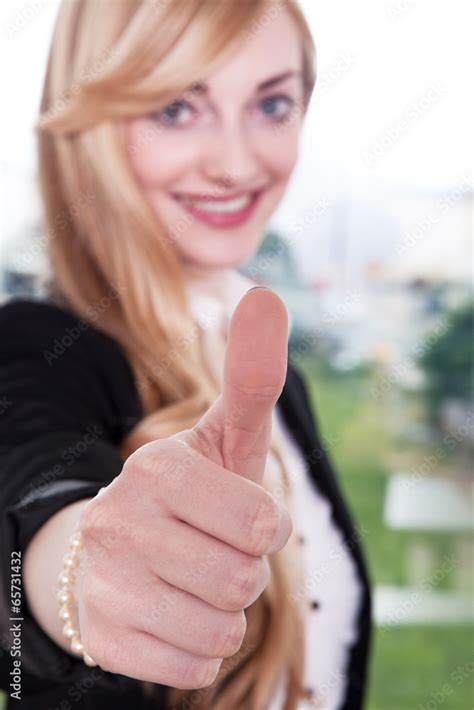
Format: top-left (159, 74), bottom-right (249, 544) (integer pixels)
top-left (126, 8), bottom-right (306, 271)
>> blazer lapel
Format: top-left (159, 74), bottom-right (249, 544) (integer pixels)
top-left (277, 362), bottom-right (373, 710)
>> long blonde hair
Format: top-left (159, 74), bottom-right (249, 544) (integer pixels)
top-left (36, 1), bottom-right (317, 707)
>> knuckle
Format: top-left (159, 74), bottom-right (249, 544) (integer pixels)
top-left (80, 499), bottom-right (130, 555)
top-left (244, 495), bottom-right (281, 555)
top-left (209, 613), bottom-right (246, 658)
top-left (123, 444), bottom-right (156, 485)
top-left (79, 495), bottom-right (111, 542)
top-left (125, 441), bottom-right (163, 477)
top-left (128, 438), bottom-right (192, 497)
top-left (227, 557), bottom-right (262, 610)
top-left (178, 656), bottom-right (221, 689)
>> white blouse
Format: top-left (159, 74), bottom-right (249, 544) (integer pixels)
top-left (185, 270), bottom-right (363, 710)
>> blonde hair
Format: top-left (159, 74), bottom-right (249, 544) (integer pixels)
top-left (36, 1), bottom-right (317, 707)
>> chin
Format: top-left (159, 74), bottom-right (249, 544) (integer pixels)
top-left (176, 235), bottom-right (262, 270)
top-left (180, 249), bottom-right (253, 271)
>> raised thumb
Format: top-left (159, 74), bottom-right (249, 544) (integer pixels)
top-left (193, 286), bottom-right (288, 483)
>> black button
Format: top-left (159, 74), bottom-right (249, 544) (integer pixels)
top-left (303, 686), bottom-right (314, 699)
top-left (297, 534), bottom-right (306, 544)
top-left (310, 600), bottom-right (320, 610)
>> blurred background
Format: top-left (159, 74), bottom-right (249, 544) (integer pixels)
top-left (0, 1), bottom-right (472, 708)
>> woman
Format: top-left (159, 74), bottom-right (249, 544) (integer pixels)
top-left (0, 1), bottom-right (372, 708)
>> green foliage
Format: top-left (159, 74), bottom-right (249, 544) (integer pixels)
top-left (418, 300), bottom-right (474, 417)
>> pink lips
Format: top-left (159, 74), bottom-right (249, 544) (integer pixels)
top-left (171, 189), bottom-right (265, 229)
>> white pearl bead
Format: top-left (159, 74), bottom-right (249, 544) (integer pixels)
top-left (59, 605), bottom-right (72, 621)
top-left (58, 570), bottom-right (72, 586)
top-left (62, 623), bottom-right (77, 639)
top-left (63, 552), bottom-right (79, 569)
top-left (83, 652), bottom-right (98, 667)
top-left (69, 532), bottom-right (83, 550)
top-left (71, 637), bottom-right (84, 655)
top-left (57, 589), bottom-right (72, 605)
top-left (58, 533), bottom-right (92, 668)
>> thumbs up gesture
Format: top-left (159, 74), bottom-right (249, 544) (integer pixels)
top-left (77, 287), bottom-right (293, 689)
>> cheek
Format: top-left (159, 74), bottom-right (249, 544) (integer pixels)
top-left (256, 126), bottom-right (301, 180)
top-left (127, 118), bottom-right (198, 187)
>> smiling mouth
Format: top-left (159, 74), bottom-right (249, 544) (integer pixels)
top-left (171, 189), bottom-right (265, 215)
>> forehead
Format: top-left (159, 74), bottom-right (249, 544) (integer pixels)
top-left (197, 7), bottom-right (302, 97)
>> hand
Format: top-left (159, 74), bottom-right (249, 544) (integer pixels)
top-left (77, 287), bottom-right (292, 689)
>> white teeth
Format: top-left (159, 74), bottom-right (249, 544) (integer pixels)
top-left (179, 193), bottom-right (254, 213)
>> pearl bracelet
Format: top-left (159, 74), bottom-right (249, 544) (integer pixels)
top-left (57, 530), bottom-right (97, 667)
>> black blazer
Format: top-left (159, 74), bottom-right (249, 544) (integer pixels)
top-left (0, 298), bottom-right (372, 709)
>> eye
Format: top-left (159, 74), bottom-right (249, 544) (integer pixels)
top-left (258, 94), bottom-right (295, 122)
top-left (151, 99), bottom-right (196, 127)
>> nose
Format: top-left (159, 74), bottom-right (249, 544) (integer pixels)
top-left (200, 119), bottom-right (262, 187)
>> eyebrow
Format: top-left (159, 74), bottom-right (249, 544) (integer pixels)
top-left (189, 70), bottom-right (302, 96)
top-left (255, 69), bottom-right (302, 92)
